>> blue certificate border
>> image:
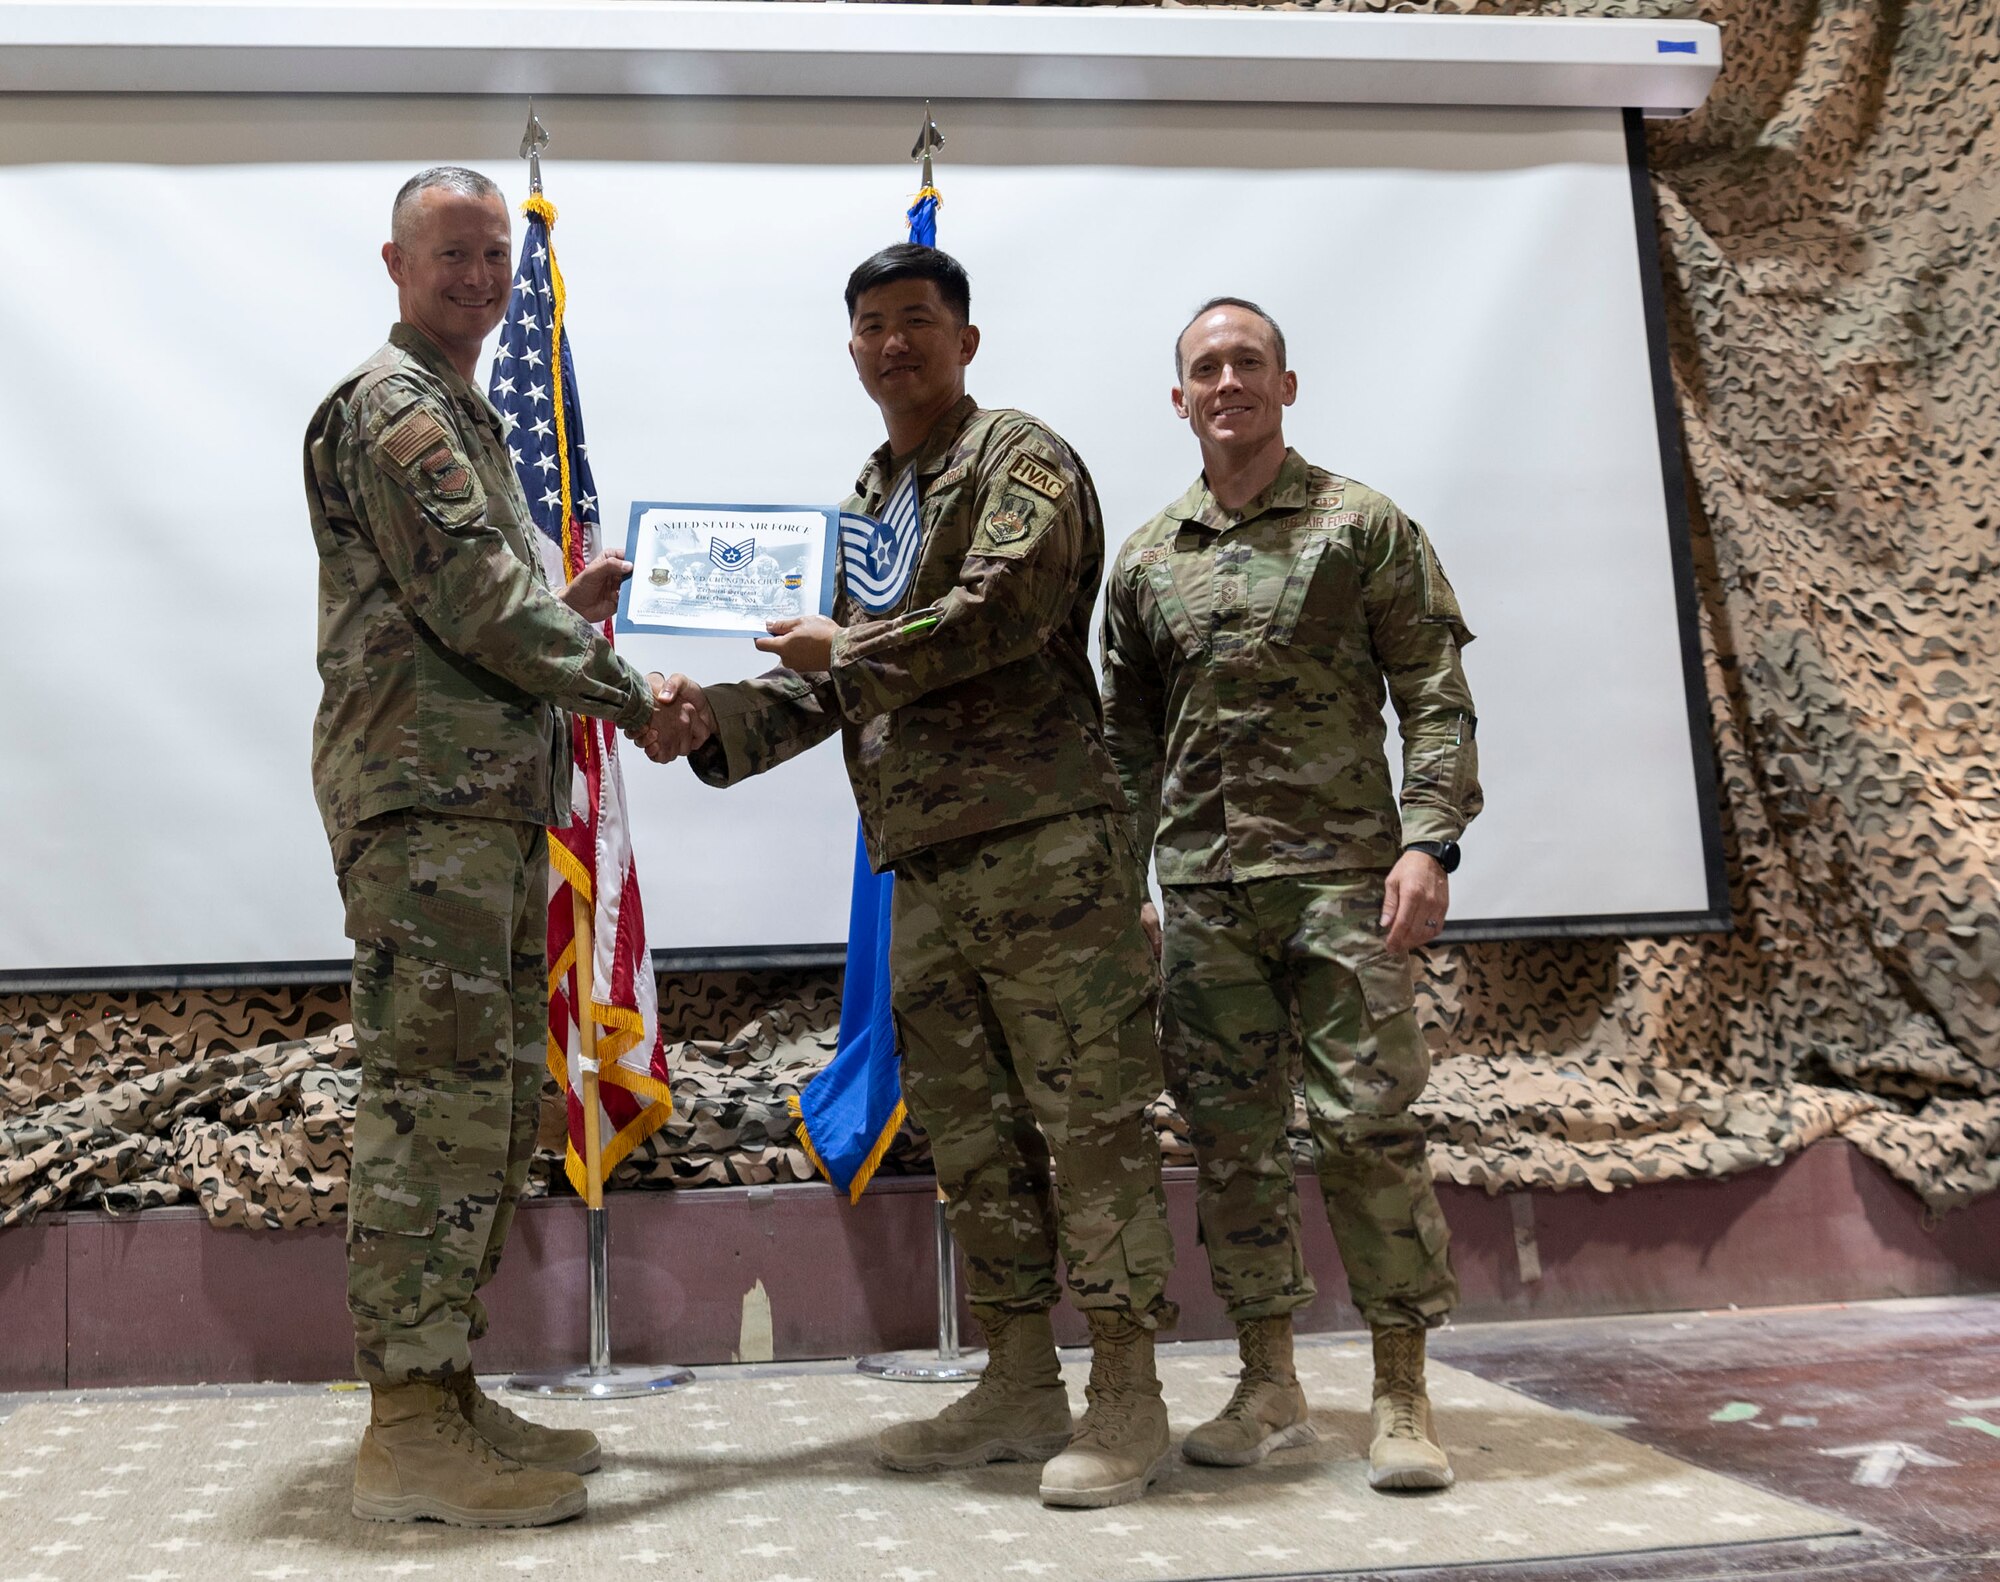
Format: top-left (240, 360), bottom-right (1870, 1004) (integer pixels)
top-left (615, 500), bottom-right (841, 638)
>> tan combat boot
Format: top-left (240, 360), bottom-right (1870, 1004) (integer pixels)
top-left (352, 1381), bottom-right (588, 1527)
top-left (876, 1308), bottom-right (1073, 1471)
top-left (1182, 1315), bottom-right (1317, 1467)
top-left (1039, 1312), bottom-right (1171, 1509)
top-left (450, 1370), bottom-right (602, 1475)
top-left (1367, 1326), bottom-right (1454, 1490)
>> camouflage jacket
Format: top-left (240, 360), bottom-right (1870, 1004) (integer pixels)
top-left (304, 322), bottom-right (655, 839)
top-left (691, 396), bottom-right (1127, 869)
top-left (1101, 449), bottom-right (1481, 884)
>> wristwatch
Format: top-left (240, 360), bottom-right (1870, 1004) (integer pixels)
top-left (1404, 840), bottom-right (1461, 874)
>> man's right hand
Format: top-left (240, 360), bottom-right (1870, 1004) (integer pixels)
top-left (630, 672), bottom-right (717, 763)
top-left (1140, 899), bottom-right (1162, 960)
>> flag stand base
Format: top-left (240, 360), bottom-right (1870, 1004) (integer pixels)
top-left (507, 1362), bottom-right (694, 1400)
top-left (855, 1348), bottom-right (987, 1383)
top-left (505, 1204), bottom-right (694, 1401)
top-left (858, 1194), bottom-right (987, 1383)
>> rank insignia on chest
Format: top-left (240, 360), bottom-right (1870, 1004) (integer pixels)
top-left (840, 464), bottom-right (923, 615)
top-left (1007, 453), bottom-right (1068, 501)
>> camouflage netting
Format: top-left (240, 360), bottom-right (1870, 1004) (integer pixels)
top-left (3, 0), bottom-right (1995, 1229)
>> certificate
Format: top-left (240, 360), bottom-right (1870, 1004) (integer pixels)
top-left (616, 502), bottom-right (838, 638)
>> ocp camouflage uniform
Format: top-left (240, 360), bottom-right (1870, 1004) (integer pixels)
top-left (305, 322), bottom-right (657, 1386)
top-left (1101, 449), bottom-right (1480, 1331)
top-left (690, 395), bottom-right (1175, 1326)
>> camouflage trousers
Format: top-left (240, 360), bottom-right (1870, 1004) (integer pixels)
top-left (892, 810), bottom-right (1177, 1327)
top-left (1160, 871), bottom-right (1456, 1331)
top-left (331, 811), bottom-right (548, 1387)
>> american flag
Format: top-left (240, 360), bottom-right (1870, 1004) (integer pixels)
top-left (490, 192), bottom-right (673, 1195)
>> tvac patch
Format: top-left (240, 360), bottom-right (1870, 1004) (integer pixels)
top-left (380, 408), bottom-right (450, 468)
top-left (1006, 453), bottom-right (1068, 502)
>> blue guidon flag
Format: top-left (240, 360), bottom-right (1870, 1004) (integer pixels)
top-left (839, 466), bottom-right (922, 615)
top-left (787, 161), bottom-right (948, 1202)
top-left (710, 536), bottom-right (756, 571)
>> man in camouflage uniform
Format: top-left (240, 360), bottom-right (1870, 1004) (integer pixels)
top-left (1101, 298), bottom-right (1481, 1491)
top-left (643, 244), bottom-right (1177, 1509)
top-left (305, 166), bottom-right (672, 1527)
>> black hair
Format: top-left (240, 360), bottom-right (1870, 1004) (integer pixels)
top-left (844, 243), bottom-right (972, 323)
top-left (1175, 296), bottom-right (1287, 378)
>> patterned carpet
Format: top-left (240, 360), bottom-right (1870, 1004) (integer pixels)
top-left (0, 1339), bottom-right (1851, 1581)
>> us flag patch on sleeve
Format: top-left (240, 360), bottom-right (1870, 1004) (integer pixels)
top-left (380, 408), bottom-right (449, 468)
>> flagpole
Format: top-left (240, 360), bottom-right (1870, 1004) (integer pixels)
top-left (573, 889), bottom-right (611, 1373)
top-left (507, 798), bottom-right (694, 1400)
top-left (852, 100), bottom-right (983, 1386)
top-left (502, 97), bottom-right (690, 1403)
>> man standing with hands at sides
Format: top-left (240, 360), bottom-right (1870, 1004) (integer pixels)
top-left (1100, 299), bottom-right (1481, 1491)
top-left (306, 166), bottom-right (679, 1528)
top-left (640, 244), bottom-right (1178, 1510)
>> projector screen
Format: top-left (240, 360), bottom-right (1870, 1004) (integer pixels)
top-left (0, 93), bottom-right (1725, 987)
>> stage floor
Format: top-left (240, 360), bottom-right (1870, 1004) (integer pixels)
top-left (2, 1296), bottom-right (1994, 1582)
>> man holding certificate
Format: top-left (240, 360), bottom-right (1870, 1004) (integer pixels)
top-left (640, 244), bottom-right (1177, 1510)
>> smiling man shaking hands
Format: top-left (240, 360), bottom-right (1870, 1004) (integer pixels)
top-left (1101, 298), bottom-right (1483, 1492)
top-left (304, 167), bottom-right (680, 1529)
top-left (639, 245), bottom-right (1178, 1509)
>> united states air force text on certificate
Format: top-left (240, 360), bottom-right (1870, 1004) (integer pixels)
top-left (616, 503), bottom-right (838, 639)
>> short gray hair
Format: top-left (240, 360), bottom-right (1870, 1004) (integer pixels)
top-left (391, 166), bottom-right (503, 246)
top-left (1175, 296), bottom-right (1287, 379)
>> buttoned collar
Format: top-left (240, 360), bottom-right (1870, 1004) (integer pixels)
top-left (1167, 447), bottom-right (1313, 535)
top-left (856, 394), bottom-right (980, 499)
top-left (391, 321), bottom-right (503, 435)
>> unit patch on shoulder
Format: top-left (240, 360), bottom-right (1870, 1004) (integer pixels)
top-left (986, 508), bottom-right (1029, 545)
top-left (418, 443), bottom-right (472, 499)
top-left (1007, 453), bottom-right (1068, 502)
top-left (381, 408), bottom-right (450, 468)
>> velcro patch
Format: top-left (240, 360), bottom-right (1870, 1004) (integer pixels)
top-left (1136, 546), bottom-right (1169, 565)
top-left (1318, 510), bottom-right (1363, 529)
top-left (381, 409), bottom-right (450, 468)
top-left (1007, 453), bottom-right (1068, 502)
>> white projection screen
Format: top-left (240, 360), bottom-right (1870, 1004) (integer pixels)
top-left (0, 92), bottom-right (1726, 987)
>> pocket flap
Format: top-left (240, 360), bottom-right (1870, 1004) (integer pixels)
top-left (1058, 975), bottom-right (1153, 1050)
top-left (349, 1178), bottom-right (439, 1236)
top-left (1348, 950), bottom-right (1416, 1025)
top-left (1267, 536), bottom-right (1331, 646)
top-left (344, 876), bottom-right (511, 980)
top-left (1146, 562), bottom-right (1206, 658)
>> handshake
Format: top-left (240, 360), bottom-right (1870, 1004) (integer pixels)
top-left (628, 672), bottom-right (716, 764)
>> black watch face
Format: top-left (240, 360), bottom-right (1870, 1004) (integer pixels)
top-left (1412, 841), bottom-right (1461, 874)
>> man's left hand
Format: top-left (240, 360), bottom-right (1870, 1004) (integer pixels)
top-left (1381, 849), bottom-right (1450, 954)
top-left (755, 614), bottom-right (838, 672)
top-left (561, 550), bottom-right (634, 624)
